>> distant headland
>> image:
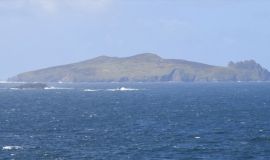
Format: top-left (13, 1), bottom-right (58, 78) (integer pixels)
top-left (8, 53), bottom-right (270, 83)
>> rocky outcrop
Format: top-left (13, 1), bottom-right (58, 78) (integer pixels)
top-left (228, 60), bottom-right (270, 81)
top-left (15, 83), bottom-right (48, 89)
top-left (162, 69), bottom-right (196, 82)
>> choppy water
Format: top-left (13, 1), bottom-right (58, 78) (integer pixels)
top-left (0, 83), bottom-right (270, 159)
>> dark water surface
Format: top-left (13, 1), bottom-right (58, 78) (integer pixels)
top-left (0, 83), bottom-right (270, 159)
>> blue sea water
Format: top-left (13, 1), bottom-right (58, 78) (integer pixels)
top-left (0, 83), bottom-right (270, 160)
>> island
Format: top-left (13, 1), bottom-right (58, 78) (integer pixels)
top-left (8, 53), bottom-right (270, 82)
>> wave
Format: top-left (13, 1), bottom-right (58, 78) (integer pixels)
top-left (84, 89), bottom-right (100, 92)
top-left (107, 87), bottom-right (140, 92)
top-left (44, 87), bottom-right (74, 90)
top-left (0, 81), bottom-right (26, 84)
top-left (2, 146), bottom-right (23, 150)
top-left (0, 81), bottom-right (8, 84)
top-left (10, 88), bottom-right (20, 90)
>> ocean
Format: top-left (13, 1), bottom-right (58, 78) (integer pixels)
top-left (0, 83), bottom-right (270, 159)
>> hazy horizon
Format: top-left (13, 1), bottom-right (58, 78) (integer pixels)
top-left (1, 0), bottom-right (270, 79)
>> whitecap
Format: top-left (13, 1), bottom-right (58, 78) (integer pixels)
top-left (44, 87), bottom-right (73, 90)
top-left (10, 88), bottom-right (20, 90)
top-left (87, 128), bottom-right (95, 131)
top-left (0, 81), bottom-right (8, 83)
top-left (2, 146), bottom-right (23, 150)
top-left (84, 89), bottom-right (99, 92)
top-left (0, 81), bottom-right (24, 84)
top-left (107, 87), bottom-right (139, 92)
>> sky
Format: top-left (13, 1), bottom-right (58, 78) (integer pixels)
top-left (0, 0), bottom-right (270, 79)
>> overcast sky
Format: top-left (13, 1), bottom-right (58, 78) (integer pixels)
top-left (1, 0), bottom-right (270, 79)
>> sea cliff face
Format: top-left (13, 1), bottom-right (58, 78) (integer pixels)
top-left (9, 53), bottom-right (270, 82)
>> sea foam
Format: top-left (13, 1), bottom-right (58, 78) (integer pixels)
top-left (44, 87), bottom-right (73, 90)
top-left (107, 87), bottom-right (139, 92)
top-left (84, 89), bottom-right (99, 92)
top-left (2, 146), bottom-right (23, 150)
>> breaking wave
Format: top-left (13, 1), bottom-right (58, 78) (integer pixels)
top-left (9, 88), bottom-right (20, 90)
top-left (84, 89), bottom-right (100, 92)
top-left (44, 87), bottom-right (74, 90)
top-left (107, 87), bottom-right (140, 92)
top-left (2, 146), bottom-right (23, 150)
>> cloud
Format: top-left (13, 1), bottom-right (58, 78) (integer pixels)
top-left (0, 0), bottom-right (113, 14)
